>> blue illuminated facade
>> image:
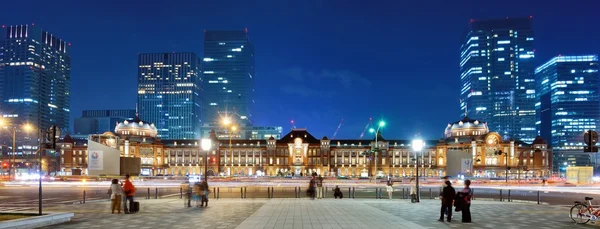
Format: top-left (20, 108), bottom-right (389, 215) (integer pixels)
top-left (535, 55), bottom-right (599, 169)
top-left (0, 25), bottom-right (71, 156)
top-left (202, 30), bottom-right (254, 130)
top-left (137, 53), bottom-right (201, 140)
top-left (459, 18), bottom-right (536, 143)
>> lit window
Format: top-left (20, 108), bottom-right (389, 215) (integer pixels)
top-left (498, 58), bottom-right (505, 61)
top-left (203, 58), bottom-right (214, 62)
top-left (497, 40), bottom-right (510, 44)
top-left (231, 48), bottom-right (242, 52)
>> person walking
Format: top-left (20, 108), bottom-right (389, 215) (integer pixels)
top-left (109, 179), bottom-right (123, 214)
top-left (122, 174), bottom-right (136, 214)
top-left (438, 180), bottom-right (455, 222)
top-left (439, 176), bottom-right (450, 215)
top-left (308, 176), bottom-right (316, 200)
top-left (200, 181), bottom-right (209, 207)
top-left (181, 181), bottom-right (191, 208)
top-left (194, 182), bottom-right (202, 207)
top-left (457, 180), bottom-right (473, 223)
top-left (386, 179), bottom-right (394, 199)
top-left (316, 175), bottom-right (324, 199)
top-left (409, 178), bottom-right (417, 203)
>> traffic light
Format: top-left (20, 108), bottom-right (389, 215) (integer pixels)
top-left (584, 130), bottom-right (598, 152)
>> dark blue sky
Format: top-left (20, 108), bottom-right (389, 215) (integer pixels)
top-left (2, 0), bottom-right (599, 140)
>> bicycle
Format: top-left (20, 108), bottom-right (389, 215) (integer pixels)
top-left (570, 197), bottom-right (600, 224)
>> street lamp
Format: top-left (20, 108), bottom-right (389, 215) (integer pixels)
top-left (412, 139), bottom-right (424, 203)
top-left (201, 138), bottom-right (212, 182)
top-left (368, 121), bottom-right (385, 179)
top-left (0, 120), bottom-right (34, 182)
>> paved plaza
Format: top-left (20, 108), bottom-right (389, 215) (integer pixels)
top-left (34, 198), bottom-right (595, 229)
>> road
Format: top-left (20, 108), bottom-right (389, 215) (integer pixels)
top-left (0, 180), bottom-right (597, 210)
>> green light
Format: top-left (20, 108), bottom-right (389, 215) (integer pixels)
top-left (369, 128), bottom-right (375, 133)
top-left (379, 121), bottom-right (385, 127)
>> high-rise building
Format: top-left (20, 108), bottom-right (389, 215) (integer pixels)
top-left (74, 109), bottom-right (136, 135)
top-left (202, 29), bottom-right (254, 131)
top-left (459, 17), bottom-right (536, 142)
top-left (137, 53), bottom-right (201, 140)
top-left (0, 24), bottom-right (71, 132)
top-left (535, 55), bottom-right (599, 170)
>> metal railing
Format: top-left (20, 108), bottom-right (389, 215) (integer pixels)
top-left (65, 186), bottom-right (590, 206)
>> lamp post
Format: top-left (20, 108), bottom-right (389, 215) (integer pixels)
top-left (222, 117), bottom-right (237, 177)
top-left (368, 121), bottom-right (385, 180)
top-left (201, 138), bottom-right (212, 182)
top-left (412, 139), bottom-right (424, 203)
top-left (0, 119), bottom-right (33, 182)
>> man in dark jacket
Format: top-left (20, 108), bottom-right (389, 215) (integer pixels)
top-left (438, 180), bottom-right (455, 222)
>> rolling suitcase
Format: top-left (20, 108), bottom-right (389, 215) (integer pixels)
top-left (131, 201), bottom-right (140, 213)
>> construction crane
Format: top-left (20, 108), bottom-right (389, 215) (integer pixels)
top-left (359, 117), bottom-right (373, 139)
top-left (290, 120), bottom-right (296, 130)
top-left (331, 119), bottom-right (344, 140)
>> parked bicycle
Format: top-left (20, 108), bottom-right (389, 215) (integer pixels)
top-left (570, 197), bottom-right (600, 224)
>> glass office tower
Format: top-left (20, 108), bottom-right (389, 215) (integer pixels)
top-left (0, 24), bottom-right (71, 131)
top-left (0, 24), bottom-right (71, 156)
top-left (536, 55), bottom-right (599, 169)
top-left (137, 53), bottom-right (201, 140)
top-left (459, 17), bottom-right (536, 142)
top-left (202, 30), bottom-right (254, 129)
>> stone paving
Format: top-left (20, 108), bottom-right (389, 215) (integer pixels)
top-left (36, 197), bottom-right (598, 229)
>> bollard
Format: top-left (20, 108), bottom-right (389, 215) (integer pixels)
top-left (500, 189), bottom-right (503, 202)
top-left (241, 187), bottom-right (244, 199)
top-left (244, 187), bottom-right (247, 199)
top-left (155, 187), bottom-right (158, 199)
top-left (147, 188), bottom-right (150, 199)
top-left (298, 188), bottom-right (301, 198)
top-left (402, 188), bottom-right (405, 199)
top-left (429, 188), bottom-right (432, 199)
top-left (537, 191), bottom-right (540, 204)
top-left (352, 187), bottom-right (355, 199)
top-left (472, 188), bottom-right (475, 200)
top-left (217, 187), bottom-right (220, 199)
top-left (180, 187), bottom-right (183, 199)
top-left (213, 187), bottom-right (216, 199)
top-left (349, 187), bottom-right (352, 199)
top-left (508, 189), bottom-right (511, 202)
top-left (83, 190), bottom-right (86, 204)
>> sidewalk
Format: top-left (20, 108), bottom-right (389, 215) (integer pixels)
top-left (40, 198), bottom-right (593, 229)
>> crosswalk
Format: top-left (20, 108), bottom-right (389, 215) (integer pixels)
top-left (0, 207), bottom-right (33, 212)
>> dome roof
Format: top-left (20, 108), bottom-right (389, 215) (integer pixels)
top-left (444, 116), bottom-right (489, 139)
top-left (532, 136), bottom-right (547, 145)
top-left (115, 115), bottom-right (158, 138)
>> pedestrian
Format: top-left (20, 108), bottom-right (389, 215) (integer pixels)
top-left (200, 180), bottom-right (209, 207)
top-left (409, 178), bottom-right (417, 203)
top-left (122, 174), bottom-right (136, 214)
top-left (194, 182), bottom-right (202, 207)
top-left (181, 180), bottom-right (191, 207)
top-left (438, 180), bottom-right (455, 222)
top-left (333, 185), bottom-right (343, 199)
top-left (316, 175), bottom-right (324, 199)
top-left (457, 179), bottom-right (473, 223)
top-left (109, 179), bottom-right (123, 214)
top-left (386, 179), bottom-right (394, 199)
top-left (308, 176), bottom-right (316, 200)
top-left (439, 176), bottom-right (449, 215)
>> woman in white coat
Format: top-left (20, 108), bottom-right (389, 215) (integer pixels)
top-left (409, 178), bottom-right (417, 203)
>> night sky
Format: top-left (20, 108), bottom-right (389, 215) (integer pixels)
top-left (2, 0), bottom-right (599, 140)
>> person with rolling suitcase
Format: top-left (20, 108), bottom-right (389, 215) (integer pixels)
top-left (122, 174), bottom-right (137, 214)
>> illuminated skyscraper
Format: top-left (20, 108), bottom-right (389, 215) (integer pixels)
top-left (459, 17), bottom-right (536, 142)
top-left (137, 53), bottom-right (201, 140)
top-left (0, 24), bottom-right (70, 155)
top-left (536, 55), bottom-right (599, 168)
top-left (202, 30), bottom-right (254, 131)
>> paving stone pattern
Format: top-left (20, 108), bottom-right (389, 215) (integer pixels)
top-left (37, 198), bottom-right (599, 229)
